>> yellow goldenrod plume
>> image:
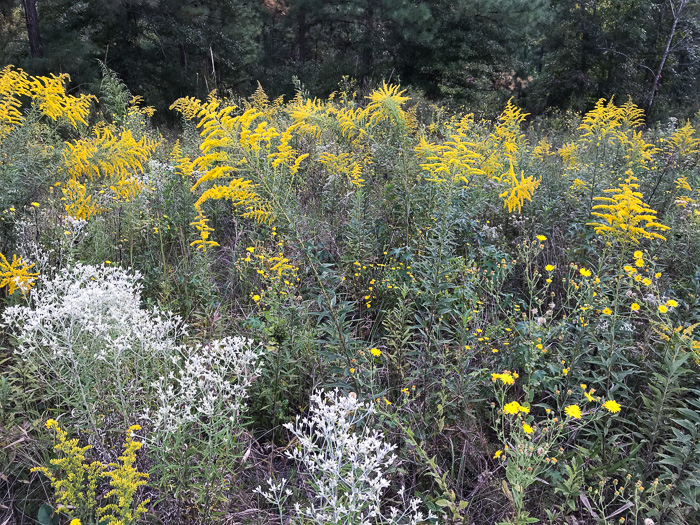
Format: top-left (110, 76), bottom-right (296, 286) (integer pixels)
top-left (0, 252), bottom-right (39, 295)
top-left (588, 172), bottom-right (670, 244)
top-left (495, 161), bottom-right (541, 213)
top-left (28, 72), bottom-right (97, 128)
top-left (0, 65), bottom-right (31, 139)
top-left (62, 178), bottom-right (105, 220)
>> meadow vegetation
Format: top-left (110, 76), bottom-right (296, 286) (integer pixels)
top-left (1, 65), bottom-right (699, 524)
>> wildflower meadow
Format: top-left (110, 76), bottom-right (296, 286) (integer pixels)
top-left (1, 65), bottom-right (699, 525)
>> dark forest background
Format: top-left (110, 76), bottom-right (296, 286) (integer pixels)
top-left (3, 0), bottom-right (700, 120)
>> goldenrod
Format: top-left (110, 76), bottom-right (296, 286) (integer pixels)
top-left (0, 252), bottom-right (39, 295)
top-left (588, 172), bottom-right (669, 244)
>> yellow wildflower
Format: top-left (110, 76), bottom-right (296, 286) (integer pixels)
top-left (658, 305), bottom-right (668, 313)
top-left (370, 348), bottom-right (381, 357)
top-left (523, 423), bottom-right (534, 434)
top-left (503, 401), bottom-right (529, 415)
top-left (0, 252), bottom-right (39, 295)
top-left (588, 172), bottom-right (670, 244)
top-left (603, 400), bottom-right (621, 413)
top-left (491, 372), bottom-right (515, 385)
top-left (580, 268), bottom-right (592, 277)
top-left (564, 405), bottom-right (582, 419)
top-left (631, 303), bottom-right (640, 311)
top-left (602, 307), bottom-right (612, 315)
top-left (667, 299), bottom-right (678, 308)
top-left (545, 264), bottom-right (555, 271)
top-left (536, 235), bottom-right (547, 241)
top-left (493, 449), bottom-right (503, 459)
top-left (189, 211), bottom-right (219, 252)
top-left (495, 161), bottom-right (541, 213)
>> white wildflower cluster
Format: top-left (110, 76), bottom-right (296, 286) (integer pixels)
top-left (149, 336), bottom-right (262, 433)
top-left (3, 263), bottom-right (265, 463)
top-left (256, 389), bottom-right (434, 525)
top-left (2, 264), bottom-right (185, 432)
top-left (4, 264), bottom-right (183, 363)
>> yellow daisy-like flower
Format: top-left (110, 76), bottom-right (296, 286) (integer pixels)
top-left (545, 264), bottom-right (555, 271)
top-left (493, 449), bottom-right (503, 459)
top-left (536, 235), bottom-right (547, 241)
top-left (654, 272), bottom-right (661, 278)
top-left (635, 259), bottom-right (644, 267)
top-left (31, 202), bottom-right (40, 207)
top-left (658, 304), bottom-right (668, 313)
top-left (642, 278), bottom-right (652, 286)
top-left (491, 372), bottom-right (515, 385)
top-left (633, 250), bottom-right (643, 259)
top-left (602, 307), bottom-right (612, 315)
top-left (252, 294), bottom-right (261, 302)
top-left (584, 390), bottom-right (595, 402)
top-left (579, 268), bottom-right (592, 277)
top-left (523, 423), bottom-right (534, 434)
top-left (603, 400), bottom-right (621, 413)
top-left (631, 303), bottom-right (640, 311)
top-left (667, 299), bottom-right (678, 308)
top-left (70, 520), bottom-right (82, 525)
top-left (503, 401), bottom-right (529, 415)
top-left (370, 347), bottom-right (381, 357)
top-left (564, 404), bottom-right (582, 419)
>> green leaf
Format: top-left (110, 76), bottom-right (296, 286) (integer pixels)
top-left (37, 505), bottom-right (59, 525)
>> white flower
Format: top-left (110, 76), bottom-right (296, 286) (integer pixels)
top-left (257, 389), bottom-right (434, 524)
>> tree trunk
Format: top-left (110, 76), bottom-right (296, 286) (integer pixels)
top-left (361, 1), bottom-right (374, 85)
top-left (21, 0), bottom-right (42, 58)
top-left (648, 14), bottom-right (678, 116)
top-left (298, 7), bottom-right (309, 63)
top-left (648, 0), bottom-right (688, 116)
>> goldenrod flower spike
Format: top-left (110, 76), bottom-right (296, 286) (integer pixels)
top-left (0, 252), bottom-right (39, 295)
top-left (98, 425), bottom-right (150, 525)
top-left (34, 420), bottom-right (149, 524)
top-left (171, 92), bottom-right (276, 228)
top-left (63, 178), bottom-right (105, 220)
top-left (495, 161), bottom-right (541, 213)
top-left (365, 82), bottom-right (410, 127)
top-left (587, 172), bottom-right (670, 244)
top-left (0, 65), bottom-right (31, 139)
top-left (189, 210), bottom-right (220, 252)
top-left (666, 121), bottom-right (700, 157)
